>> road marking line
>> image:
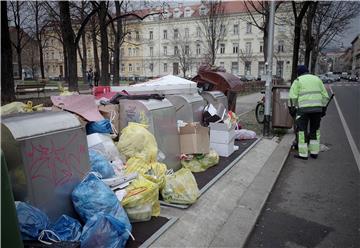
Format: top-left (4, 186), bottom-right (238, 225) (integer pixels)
top-left (330, 86), bottom-right (360, 172)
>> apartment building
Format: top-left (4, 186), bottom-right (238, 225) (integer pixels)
top-left (135, 2), bottom-right (293, 80)
top-left (351, 34), bottom-right (360, 76)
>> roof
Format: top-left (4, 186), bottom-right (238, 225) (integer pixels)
top-left (351, 34), bottom-right (360, 45)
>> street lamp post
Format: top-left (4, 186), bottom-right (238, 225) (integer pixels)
top-left (263, 0), bottom-right (275, 136)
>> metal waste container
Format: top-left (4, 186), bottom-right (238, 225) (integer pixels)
top-left (272, 85), bottom-right (293, 128)
top-left (119, 99), bottom-right (181, 171)
top-left (200, 91), bottom-right (228, 110)
top-left (166, 93), bottom-right (206, 123)
top-left (1, 111), bottom-right (90, 221)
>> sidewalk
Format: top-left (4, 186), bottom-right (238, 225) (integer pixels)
top-left (149, 93), bottom-right (292, 247)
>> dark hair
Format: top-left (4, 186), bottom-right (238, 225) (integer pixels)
top-left (297, 65), bottom-right (309, 76)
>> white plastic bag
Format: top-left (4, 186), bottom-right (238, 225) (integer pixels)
top-left (235, 129), bottom-right (256, 140)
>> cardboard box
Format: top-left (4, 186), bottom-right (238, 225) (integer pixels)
top-left (51, 105), bottom-right (88, 128)
top-left (209, 122), bottom-right (236, 144)
top-left (98, 104), bottom-right (120, 137)
top-left (210, 138), bottom-right (236, 157)
top-left (180, 123), bottom-right (210, 154)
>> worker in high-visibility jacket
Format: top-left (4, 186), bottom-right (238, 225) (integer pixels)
top-left (288, 65), bottom-right (329, 159)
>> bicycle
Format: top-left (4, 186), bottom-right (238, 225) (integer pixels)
top-left (255, 90), bottom-right (265, 124)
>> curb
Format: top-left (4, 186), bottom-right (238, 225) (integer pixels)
top-left (238, 133), bottom-right (293, 247)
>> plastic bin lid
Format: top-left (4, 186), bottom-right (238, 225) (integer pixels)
top-left (1, 111), bottom-right (81, 140)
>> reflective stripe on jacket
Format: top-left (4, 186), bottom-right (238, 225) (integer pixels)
top-left (288, 74), bottom-right (329, 108)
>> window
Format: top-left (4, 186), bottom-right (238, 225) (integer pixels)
top-left (276, 61), bottom-right (284, 78)
top-left (220, 62), bottom-right (225, 68)
top-left (278, 40), bottom-right (284, 53)
top-left (120, 48), bottom-right (124, 56)
top-left (149, 63), bottom-right (154, 72)
top-left (233, 43), bottom-right (239, 54)
top-left (163, 30), bottom-right (167, 39)
top-left (231, 62), bottom-right (239, 74)
top-left (260, 43), bottom-right (263, 53)
top-left (185, 45), bottom-right (190, 55)
top-left (233, 24), bottom-right (239, 35)
top-left (135, 31), bottom-right (140, 40)
top-left (136, 63), bottom-right (140, 71)
top-left (128, 63), bottom-right (133, 72)
top-left (196, 44), bottom-right (201, 55)
top-left (185, 28), bottom-right (189, 38)
top-left (150, 47), bottom-right (153, 57)
top-left (135, 48), bottom-right (139, 56)
top-left (174, 29), bottom-right (179, 39)
top-left (51, 52), bottom-right (54, 59)
top-left (164, 63), bottom-right (168, 72)
top-left (163, 46), bottom-right (167, 55)
top-left (121, 63), bottom-right (125, 72)
top-left (46, 52), bottom-right (49, 59)
top-left (245, 42), bottom-right (252, 54)
top-left (128, 48), bottom-right (132, 56)
top-left (278, 22), bottom-right (286, 33)
top-left (220, 44), bottom-right (225, 54)
top-left (149, 31), bottom-right (153, 40)
top-left (200, 7), bottom-right (206, 15)
top-left (246, 22), bottom-right (252, 33)
top-left (174, 46), bottom-right (179, 55)
top-left (128, 32), bottom-right (132, 40)
top-left (220, 24), bottom-right (226, 36)
top-left (197, 27), bottom-right (201, 37)
top-left (245, 61), bottom-right (251, 75)
top-left (173, 62), bottom-right (179, 75)
top-left (258, 62), bottom-right (265, 77)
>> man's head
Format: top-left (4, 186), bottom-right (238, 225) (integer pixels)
top-left (297, 65), bottom-right (309, 76)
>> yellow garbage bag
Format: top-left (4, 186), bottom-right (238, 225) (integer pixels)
top-left (1, 102), bottom-right (26, 115)
top-left (181, 149), bottom-right (219, 173)
top-left (161, 168), bottom-right (199, 205)
top-left (144, 162), bottom-right (167, 190)
top-left (118, 122), bottom-right (158, 163)
top-left (126, 158), bottom-right (167, 191)
top-left (122, 175), bottom-right (160, 218)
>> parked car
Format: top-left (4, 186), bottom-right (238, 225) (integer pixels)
top-left (237, 74), bottom-right (256, 81)
top-left (327, 74), bottom-right (340, 81)
top-left (318, 74), bottom-right (332, 84)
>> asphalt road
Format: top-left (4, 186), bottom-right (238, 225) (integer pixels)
top-left (245, 82), bottom-right (360, 248)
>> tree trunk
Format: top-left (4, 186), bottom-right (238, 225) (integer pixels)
top-left (39, 41), bottom-right (45, 79)
top-left (17, 49), bottom-right (22, 79)
top-left (59, 1), bottom-right (78, 91)
top-left (81, 33), bottom-right (87, 83)
top-left (304, 3), bottom-right (317, 68)
top-left (291, 22), bottom-right (302, 82)
top-left (113, 1), bottom-right (122, 86)
top-left (63, 43), bottom-right (68, 81)
top-left (91, 18), bottom-right (100, 80)
top-left (1, 1), bottom-right (16, 102)
top-left (99, 2), bottom-right (109, 85)
top-left (311, 47), bottom-right (318, 74)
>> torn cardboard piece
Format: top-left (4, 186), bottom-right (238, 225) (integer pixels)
top-left (180, 123), bottom-right (210, 154)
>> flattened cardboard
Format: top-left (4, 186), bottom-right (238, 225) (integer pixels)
top-left (179, 123), bottom-right (209, 154)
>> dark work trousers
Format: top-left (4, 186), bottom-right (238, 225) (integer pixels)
top-left (296, 112), bottom-right (322, 143)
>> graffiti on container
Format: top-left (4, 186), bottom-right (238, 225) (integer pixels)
top-left (25, 133), bottom-right (87, 187)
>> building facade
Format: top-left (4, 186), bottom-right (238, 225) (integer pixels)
top-left (351, 34), bottom-right (360, 77)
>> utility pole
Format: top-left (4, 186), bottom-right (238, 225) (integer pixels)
top-left (263, 0), bottom-right (275, 136)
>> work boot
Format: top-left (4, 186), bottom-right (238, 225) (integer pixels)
top-left (294, 155), bottom-right (308, 160)
top-left (310, 154), bottom-right (318, 159)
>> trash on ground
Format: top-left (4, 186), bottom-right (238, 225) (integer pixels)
top-left (118, 122), bottom-right (158, 163)
top-left (209, 122), bottom-right (236, 157)
top-left (87, 133), bottom-right (122, 162)
top-left (161, 168), bottom-right (199, 205)
top-left (235, 129), bottom-right (257, 140)
top-left (181, 149), bottom-right (219, 173)
top-left (89, 149), bottom-right (116, 179)
top-left (179, 122), bottom-right (210, 154)
top-left (86, 119), bottom-right (113, 135)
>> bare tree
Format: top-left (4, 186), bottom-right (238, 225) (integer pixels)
top-left (243, 1), bottom-right (282, 62)
top-left (29, 1), bottom-right (51, 79)
top-left (2, 1), bottom-right (16, 102)
top-left (8, 1), bottom-right (32, 79)
top-left (90, 16), bottom-right (100, 76)
top-left (291, 1), bottom-right (311, 82)
top-left (239, 45), bottom-right (254, 75)
top-left (197, 0), bottom-right (226, 65)
top-left (172, 35), bottom-right (195, 78)
top-left (310, 1), bottom-right (360, 73)
top-left (303, 1), bottom-right (318, 68)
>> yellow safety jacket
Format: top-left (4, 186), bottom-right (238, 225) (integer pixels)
top-left (288, 74), bottom-right (329, 111)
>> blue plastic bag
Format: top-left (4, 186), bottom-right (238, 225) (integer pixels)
top-left (15, 201), bottom-right (50, 240)
top-left (88, 149), bottom-right (115, 179)
top-left (51, 215), bottom-right (82, 241)
top-left (86, 119), bottom-right (112, 135)
top-left (80, 214), bottom-right (131, 248)
top-left (72, 173), bottom-right (131, 230)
